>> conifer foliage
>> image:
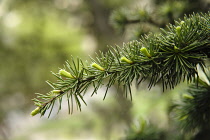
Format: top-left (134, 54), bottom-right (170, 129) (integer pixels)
top-left (31, 12), bottom-right (210, 119)
top-left (173, 66), bottom-right (210, 132)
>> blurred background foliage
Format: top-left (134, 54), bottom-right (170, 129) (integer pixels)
top-left (0, 0), bottom-right (209, 140)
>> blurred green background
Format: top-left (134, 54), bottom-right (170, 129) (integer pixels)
top-left (0, 0), bottom-right (209, 140)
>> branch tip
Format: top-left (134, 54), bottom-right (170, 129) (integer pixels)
top-left (91, 63), bottom-right (105, 71)
top-left (182, 94), bottom-right (194, 100)
top-left (30, 107), bottom-right (40, 116)
top-left (120, 56), bottom-right (133, 64)
top-left (59, 69), bottom-right (75, 79)
top-left (176, 26), bottom-right (181, 35)
top-left (140, 47), bottom-right (151, 58)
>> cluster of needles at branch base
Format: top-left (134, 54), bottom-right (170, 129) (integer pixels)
top-left (172, 67), bottom-right (210, 132)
